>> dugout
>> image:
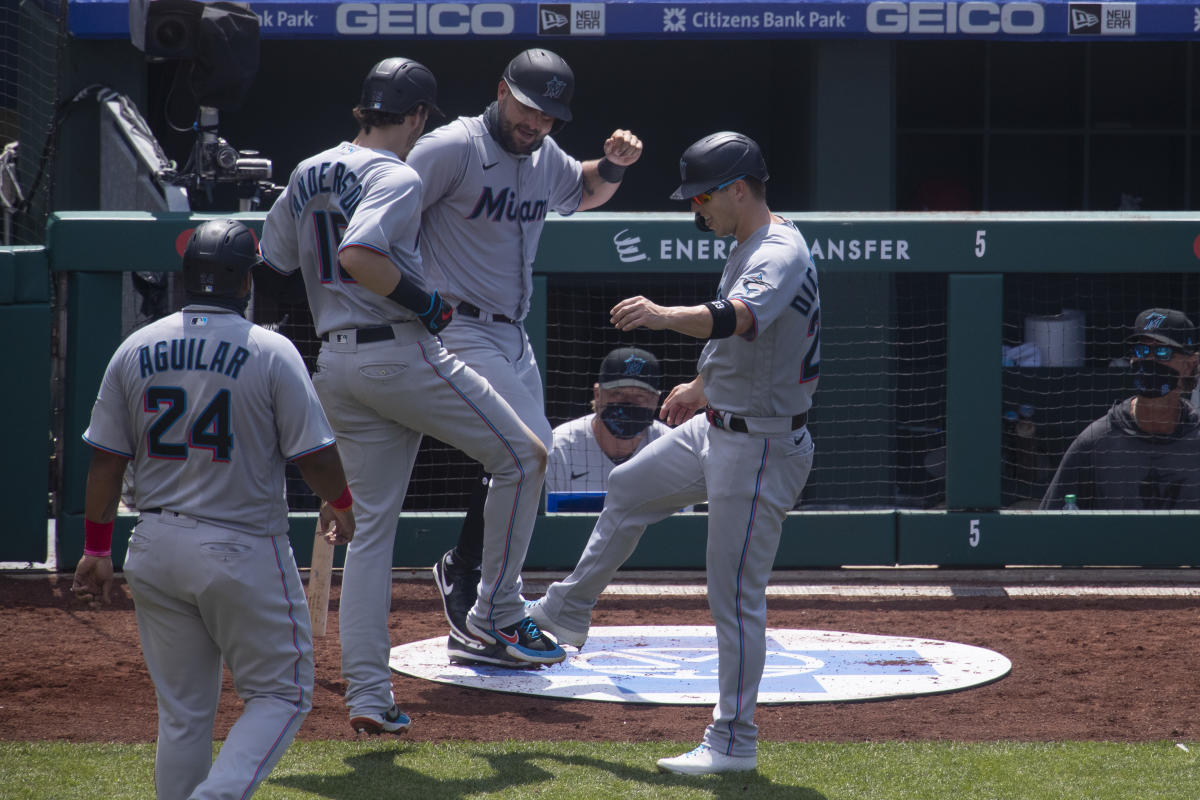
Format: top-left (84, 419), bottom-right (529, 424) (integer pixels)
top-left (3, 1), bottom-right (1200, 569)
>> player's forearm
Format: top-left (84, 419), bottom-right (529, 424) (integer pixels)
top-left (84, 449), bottom-right (129, 524)
top-left (664, 300), bottom-right (754, 339)
top-left (294, 445), bottom-right (351, 505)
top-left (578, 159), bottom-right (622, 211)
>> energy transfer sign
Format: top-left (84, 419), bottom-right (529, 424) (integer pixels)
top-left (389, 626), bottom-right (1011, 704)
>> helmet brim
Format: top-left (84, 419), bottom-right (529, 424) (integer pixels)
top-left (669, 181), bottom-right (715, 201)
top-left (504, 79), bottom-right (572, 122)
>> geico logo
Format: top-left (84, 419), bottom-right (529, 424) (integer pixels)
top-left (866, 1), bottom-right (1045, 34)
top-left (337, 3), bottom-right (515, 35)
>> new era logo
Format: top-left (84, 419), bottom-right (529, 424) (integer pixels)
top-left (538, 3), bottom-right (605, 36)
top-left (540, 7), bottom-right (568, 30)
top-left (1068, 2), bottom-right (1136, 35)
top-left (1070, 7), bottom-right (1098, 29)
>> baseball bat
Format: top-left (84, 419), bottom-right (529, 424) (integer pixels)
top-left (307, 523), bottom-right (335, 637)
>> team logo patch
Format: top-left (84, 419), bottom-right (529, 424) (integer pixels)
top-left (544, 75), bottom-right (567, 99)
top-left (1141, 312), bottom-right (1167, 331)
top-left (389, 625), bottom-right (1010, 704)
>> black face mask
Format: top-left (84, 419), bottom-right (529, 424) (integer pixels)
top-left (694, 212), bottom-right (712, 232)
top-left (1132, 360), bottom-right (1181, 398)
top-left (599, 404), bottom-right (655, 439)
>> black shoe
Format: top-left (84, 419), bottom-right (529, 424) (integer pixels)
top-left (433, 550), bottom-right (479, 644)
top-left (446, 630), bottom-right (544, 669)
top-left (465, 615), bottom-right (567, 665)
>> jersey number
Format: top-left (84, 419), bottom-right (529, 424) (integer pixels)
top-left (801, 307), bottom-right (821, 383)
top-left (145, 387), bottom-right (233, 462)
top-left (313, 210), bottom-right (355, 284)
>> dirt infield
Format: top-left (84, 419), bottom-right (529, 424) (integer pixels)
top-left (2, 573), bottom-right (1197, 743)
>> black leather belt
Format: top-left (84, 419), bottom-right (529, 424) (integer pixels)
top-left (321, 325), bottom-right (395, 344)
top-left (705, 407), bottom-right (808, 434)
top-left (141, 507), bottom-right (162, 514)
top-left (456, 301), bottom-right (514, 324)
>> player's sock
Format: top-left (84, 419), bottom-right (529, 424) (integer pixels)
top-left (452, 471), bottom-right (488, 571)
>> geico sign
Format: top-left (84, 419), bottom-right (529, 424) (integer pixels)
top-left (867, 1), bottom-right (1045, 34)
top-left (337, 3), bottom-right (515, 35)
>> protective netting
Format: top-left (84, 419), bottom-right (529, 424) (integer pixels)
top-left (0, 1), bottom-right (67, 246)
top-left (268, 267), bottom-right (954, 512)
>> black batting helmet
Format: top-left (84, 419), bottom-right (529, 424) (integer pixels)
top-left (182, 219), bottom-right (260, 299)
top-left (502, 48), bottom-right (573, 123)
top-left (360, 57), bottom-right (442, 118)
top-left (670, 132), bottom-right (769, 201)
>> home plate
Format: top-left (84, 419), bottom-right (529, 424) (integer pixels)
top-left (388, 626), bottom-right (1010, 704)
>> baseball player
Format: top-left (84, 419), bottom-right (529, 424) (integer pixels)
top-left (260, 57), bottom-right (562, 729)
top-left (546, 346), bottom-right (671, 494)
top-left (528, 132), bottom-right (820, 775)
top-left (406, 48), bottom-right (643, 665)
top-left (70, 219), bottom-right (355, 800)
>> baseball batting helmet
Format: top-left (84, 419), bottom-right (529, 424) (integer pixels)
top-left (502, 48), bottom-right (574, 123)
top-left (182, 218), bottom-right (260, 298)
top-left (670, 132), bottom-right (769, 201)
top-left (360, 57), bottom-right (442, 118)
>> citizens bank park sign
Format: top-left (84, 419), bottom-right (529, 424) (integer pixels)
top-left (69, 0), bottom-right (1200, 40)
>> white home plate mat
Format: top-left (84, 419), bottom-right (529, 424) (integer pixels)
top-left (389, 625), bottom-right (1010, 704)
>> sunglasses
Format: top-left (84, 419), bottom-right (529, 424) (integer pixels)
top-left (1131, 343), bottom-right (1179, 361)
top-left (691, 174), bottom-right (746, 205)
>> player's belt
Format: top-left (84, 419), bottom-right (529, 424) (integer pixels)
top-left (456, 301), bottom-right (515, 324)
top-left (705, 407), bottom-right (807, 435)
top-left (320, 325), bottom-right (395, 344)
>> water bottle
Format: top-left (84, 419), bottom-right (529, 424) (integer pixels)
top-left (1063, 493), bottom-right (1079, 511)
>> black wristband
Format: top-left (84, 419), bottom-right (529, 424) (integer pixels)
top-left (705, 299), bottom-right (738, 339)
top-left (386, 272), bottom-right (435, 315)
top-left (596, 157), bottom-right (627, 183)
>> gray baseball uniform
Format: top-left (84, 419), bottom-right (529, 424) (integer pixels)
top-left (83, 304), bottom-right (334, 800)
top-left (547, 415), bottom-right (673, 493)
top-left (261, 140), bottom-right (546, 719)
top-left (406, 112), bottom-right (583, 449)
top-left (538, 218), bottom-right (819, 759)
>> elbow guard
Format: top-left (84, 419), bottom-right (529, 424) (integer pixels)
top-left (705, 299), bottom-right (738, 339)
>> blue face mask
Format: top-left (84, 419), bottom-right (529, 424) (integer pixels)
top-left (1132, 360), bottom-right (1180, 398)
top-left (599, 403), bottom-right (655, 439)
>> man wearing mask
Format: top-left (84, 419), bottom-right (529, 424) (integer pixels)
top-left (546, 347), bottom-right (671, 495)
top-left (1042, 308), bottom-right (1200, 510)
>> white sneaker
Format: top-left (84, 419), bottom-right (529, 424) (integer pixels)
top-left (525, 598), bottom-right (588, 648)
top-left (656, 744), bottom-right (757, 775)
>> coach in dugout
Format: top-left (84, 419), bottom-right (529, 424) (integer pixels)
top-left (1042, 307), bottom-right (1200, 510)
top-left (546, 346), bottom-right (670, 494)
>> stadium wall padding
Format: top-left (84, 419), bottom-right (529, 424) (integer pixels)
top-left (21, 211), bottom-right (1200, 571)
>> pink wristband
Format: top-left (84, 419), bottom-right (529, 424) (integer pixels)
top-left (84, 519), bottom-right (114, 558)
top-left (330, 485), bottom-right (353, 511)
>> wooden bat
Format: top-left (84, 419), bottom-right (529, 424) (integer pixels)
top-left (307, 522), bottom-right (335, 637)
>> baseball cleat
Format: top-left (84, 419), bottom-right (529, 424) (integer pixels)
top-left (465, 615), bottom-right (566, 665)
top-left (656, 744), bottom-right (757, 775)
top-left (447, 631), bottom-right (542, 669)
top-left (433, 550), bottom-right (480, 645)
top-left (525, 598), bottom-right (588, 648)
top-left (349, 704), bottom-right (411, 736)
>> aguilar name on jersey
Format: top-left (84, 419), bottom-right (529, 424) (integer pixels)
top-left (83, 307), bottom-right (336, 536)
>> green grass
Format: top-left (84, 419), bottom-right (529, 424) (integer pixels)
top-left (2, 740), bottom-right (1198, 799)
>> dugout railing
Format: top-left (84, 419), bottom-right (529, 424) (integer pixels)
top-left (11, 210), bottom-right (1200, 571)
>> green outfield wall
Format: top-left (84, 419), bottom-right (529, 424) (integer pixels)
top-left (13, 210), bottom-right (1200, 570)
